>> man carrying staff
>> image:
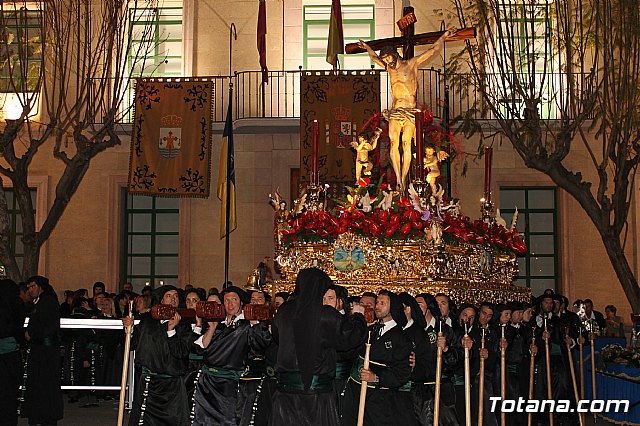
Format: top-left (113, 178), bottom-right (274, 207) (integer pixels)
top-left (341, 290), bottom-right (413, 426)
top-left (323, 284), bottom-right (367, 423)
top-left (192, 286), bottom-right (271, 426)
top-left (357, 28), bottom-right (457, 192)
top-left (122, 284), bottom-right (197, 426)
top-left (270, 268), bottom-right (367, 426)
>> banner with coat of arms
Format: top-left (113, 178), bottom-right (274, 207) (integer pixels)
top-left (300, 72), bottom-right (380, 184)
top-left (128, 78), bottom-right (213, 197)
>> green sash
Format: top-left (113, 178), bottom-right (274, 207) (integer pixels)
top-left (202, 365), bottom-right (243, 381)
top-left (276, 371), bottom-right (333, 392)
top-left (335, 359), bottom-right (353, 380)
top-left (0, 337), bottom-right (19, 355)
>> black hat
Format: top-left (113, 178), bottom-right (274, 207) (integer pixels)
top-left (507, 301), bottom-right (525, 312)
top-left (220, 286), bottom-right (249, 305)
top-left (151, 285), bottom-right (179, 306)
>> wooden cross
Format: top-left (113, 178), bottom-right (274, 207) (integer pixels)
top-left (345, 27), bottom-right (476, 56)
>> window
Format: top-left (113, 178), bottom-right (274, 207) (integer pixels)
top-left (494, 1), bottom-right (557, 118)
top-left (303, 3), bottom-right (374, 70)
top-left (121, 192), bottom-right (179, 291)
top-left (129, 4), bottom-right (183, 77)
top-left (3, 188), bottom-right (37, 273)
top-left (0, 6), bottom-right (42, 92)
top-left (123, 3), bottom-right (183, 122)
top-left (499, 187), bottom-right (557, 295)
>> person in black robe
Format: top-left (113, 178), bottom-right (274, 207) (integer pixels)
top-left (271, 268), bottom-right (367, 426)
top-left (0, 278), bottom-right (26, 426)
top-left (412, 293), bottom-right (460, 426)
top-left (450, 303), bottom-right (499, 425)
top-left (123, 284), bottom-right (196, 426)
top-left (237, 290), bottom-right (273, 426)
top-left (183, 288), bottom-right (206, 411)
top-left (192, 286), bottom-right (271, 426)
top-left (533, 293), bottom-right (580, 426)
top-left (323, 284), bottom-right (367, 424)
top-left (342, 290), bottom-right (413, 426)
top-left (20, 275), bottom-right (64, 425)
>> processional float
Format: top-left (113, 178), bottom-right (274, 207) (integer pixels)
top-left (265, 22), bottom-right (531, 426)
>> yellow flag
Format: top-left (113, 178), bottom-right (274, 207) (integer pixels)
top-left (217, 99), bottom-right (236, 238)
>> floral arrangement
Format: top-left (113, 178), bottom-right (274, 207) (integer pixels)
top-left (282, 178), bottom-right (527, 255)
top-left (601, 344), bottom-right (640, 368)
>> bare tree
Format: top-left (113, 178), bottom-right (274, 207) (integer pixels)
top-left (448, 0), bottom-right (640, 310)
top-left (0, 0), bottom-right (159, 280)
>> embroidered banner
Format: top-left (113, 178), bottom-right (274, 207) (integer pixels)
top-left (128, 78), bottom-right (213, 197)
top-left (300, 72), bottom-right (381, 184)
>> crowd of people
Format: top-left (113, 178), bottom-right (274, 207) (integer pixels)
top-left (0, 270), bottom-right (627, 425)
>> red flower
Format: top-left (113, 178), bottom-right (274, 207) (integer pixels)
top-left (398, 197), bottom-right (412, 207)
top-left (401, 222), bottom-right (412, 235)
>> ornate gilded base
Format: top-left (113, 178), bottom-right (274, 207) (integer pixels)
top-left (271, 232), bottom-right (531, 306)
top-left (266, 279), bottom-right (531, 306)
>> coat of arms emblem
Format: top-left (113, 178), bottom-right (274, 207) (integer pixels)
top-left (158, 114), bottom-right (183, 158)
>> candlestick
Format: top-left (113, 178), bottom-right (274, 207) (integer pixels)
top-left (415, 110), bottom-right (424, 181)
top-left (484, 146), bottom-right (493, 203)
top-left (311, 120), bottom-right (319, 185)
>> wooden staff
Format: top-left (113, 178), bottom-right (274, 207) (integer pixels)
top-left (117, 300), bottom-right (134, 426)
top-left (590, 321), bottom-right (597, 422)
top-left (478, 328), bottom-right (485, 426)
top-left (357, 332), bottom-right (372, 426)
top-left (464, 322), bottom-right (471, 426)
top-left (544, 318), bottom-right (554, 426)
top-left (434, 321), bottom-right (443, 426)
top-left (500, 325), bottom-right (507, 426)
top-left (579, 325), bottom-right (585, 400)
top-left (565, 326), bottom-right (584, 426)
top-left (527, 327), bottom-right (536, 426)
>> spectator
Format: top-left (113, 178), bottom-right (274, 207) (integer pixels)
top-left (604, 305), bottom-right (625, 338)
top-left (60, 290), bottom-right (74, 318)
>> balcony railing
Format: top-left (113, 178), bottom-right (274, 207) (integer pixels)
top-left (91, 69), bottom-right (593, 125)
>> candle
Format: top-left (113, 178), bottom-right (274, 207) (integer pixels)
top-left (484, 146), bottom-right (493, 202)
top-left (501, 324), bottom-right (505, 338)
top-left (415, 110), bottom-right (424, 181)
top-left (464, 321), bottom-right (469, 336)
top-left (439, 319), bottom-right (442, 334)
top-left (482, 327), bottom-right (485, 339)
top-left (311, 120), bottom-right (319, 185)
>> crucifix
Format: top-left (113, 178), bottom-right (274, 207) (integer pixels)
top-left (346, 22), bottom-right (475, 192)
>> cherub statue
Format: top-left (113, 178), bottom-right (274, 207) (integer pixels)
top-left (268, 189), bottom-right (290, 247)
top-left (351, 128), bottom-right (382, 184)
top-left (423, 144), bottom-right (449, 194)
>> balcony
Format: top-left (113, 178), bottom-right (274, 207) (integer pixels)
top-left (90, 69), bottom-right (592, 125)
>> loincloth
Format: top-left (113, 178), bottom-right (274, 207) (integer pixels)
top-left (382, 107), bottom-right (421, 127)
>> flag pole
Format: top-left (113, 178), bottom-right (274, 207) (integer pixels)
top-left (225, 23), bottom-right (237, 289)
